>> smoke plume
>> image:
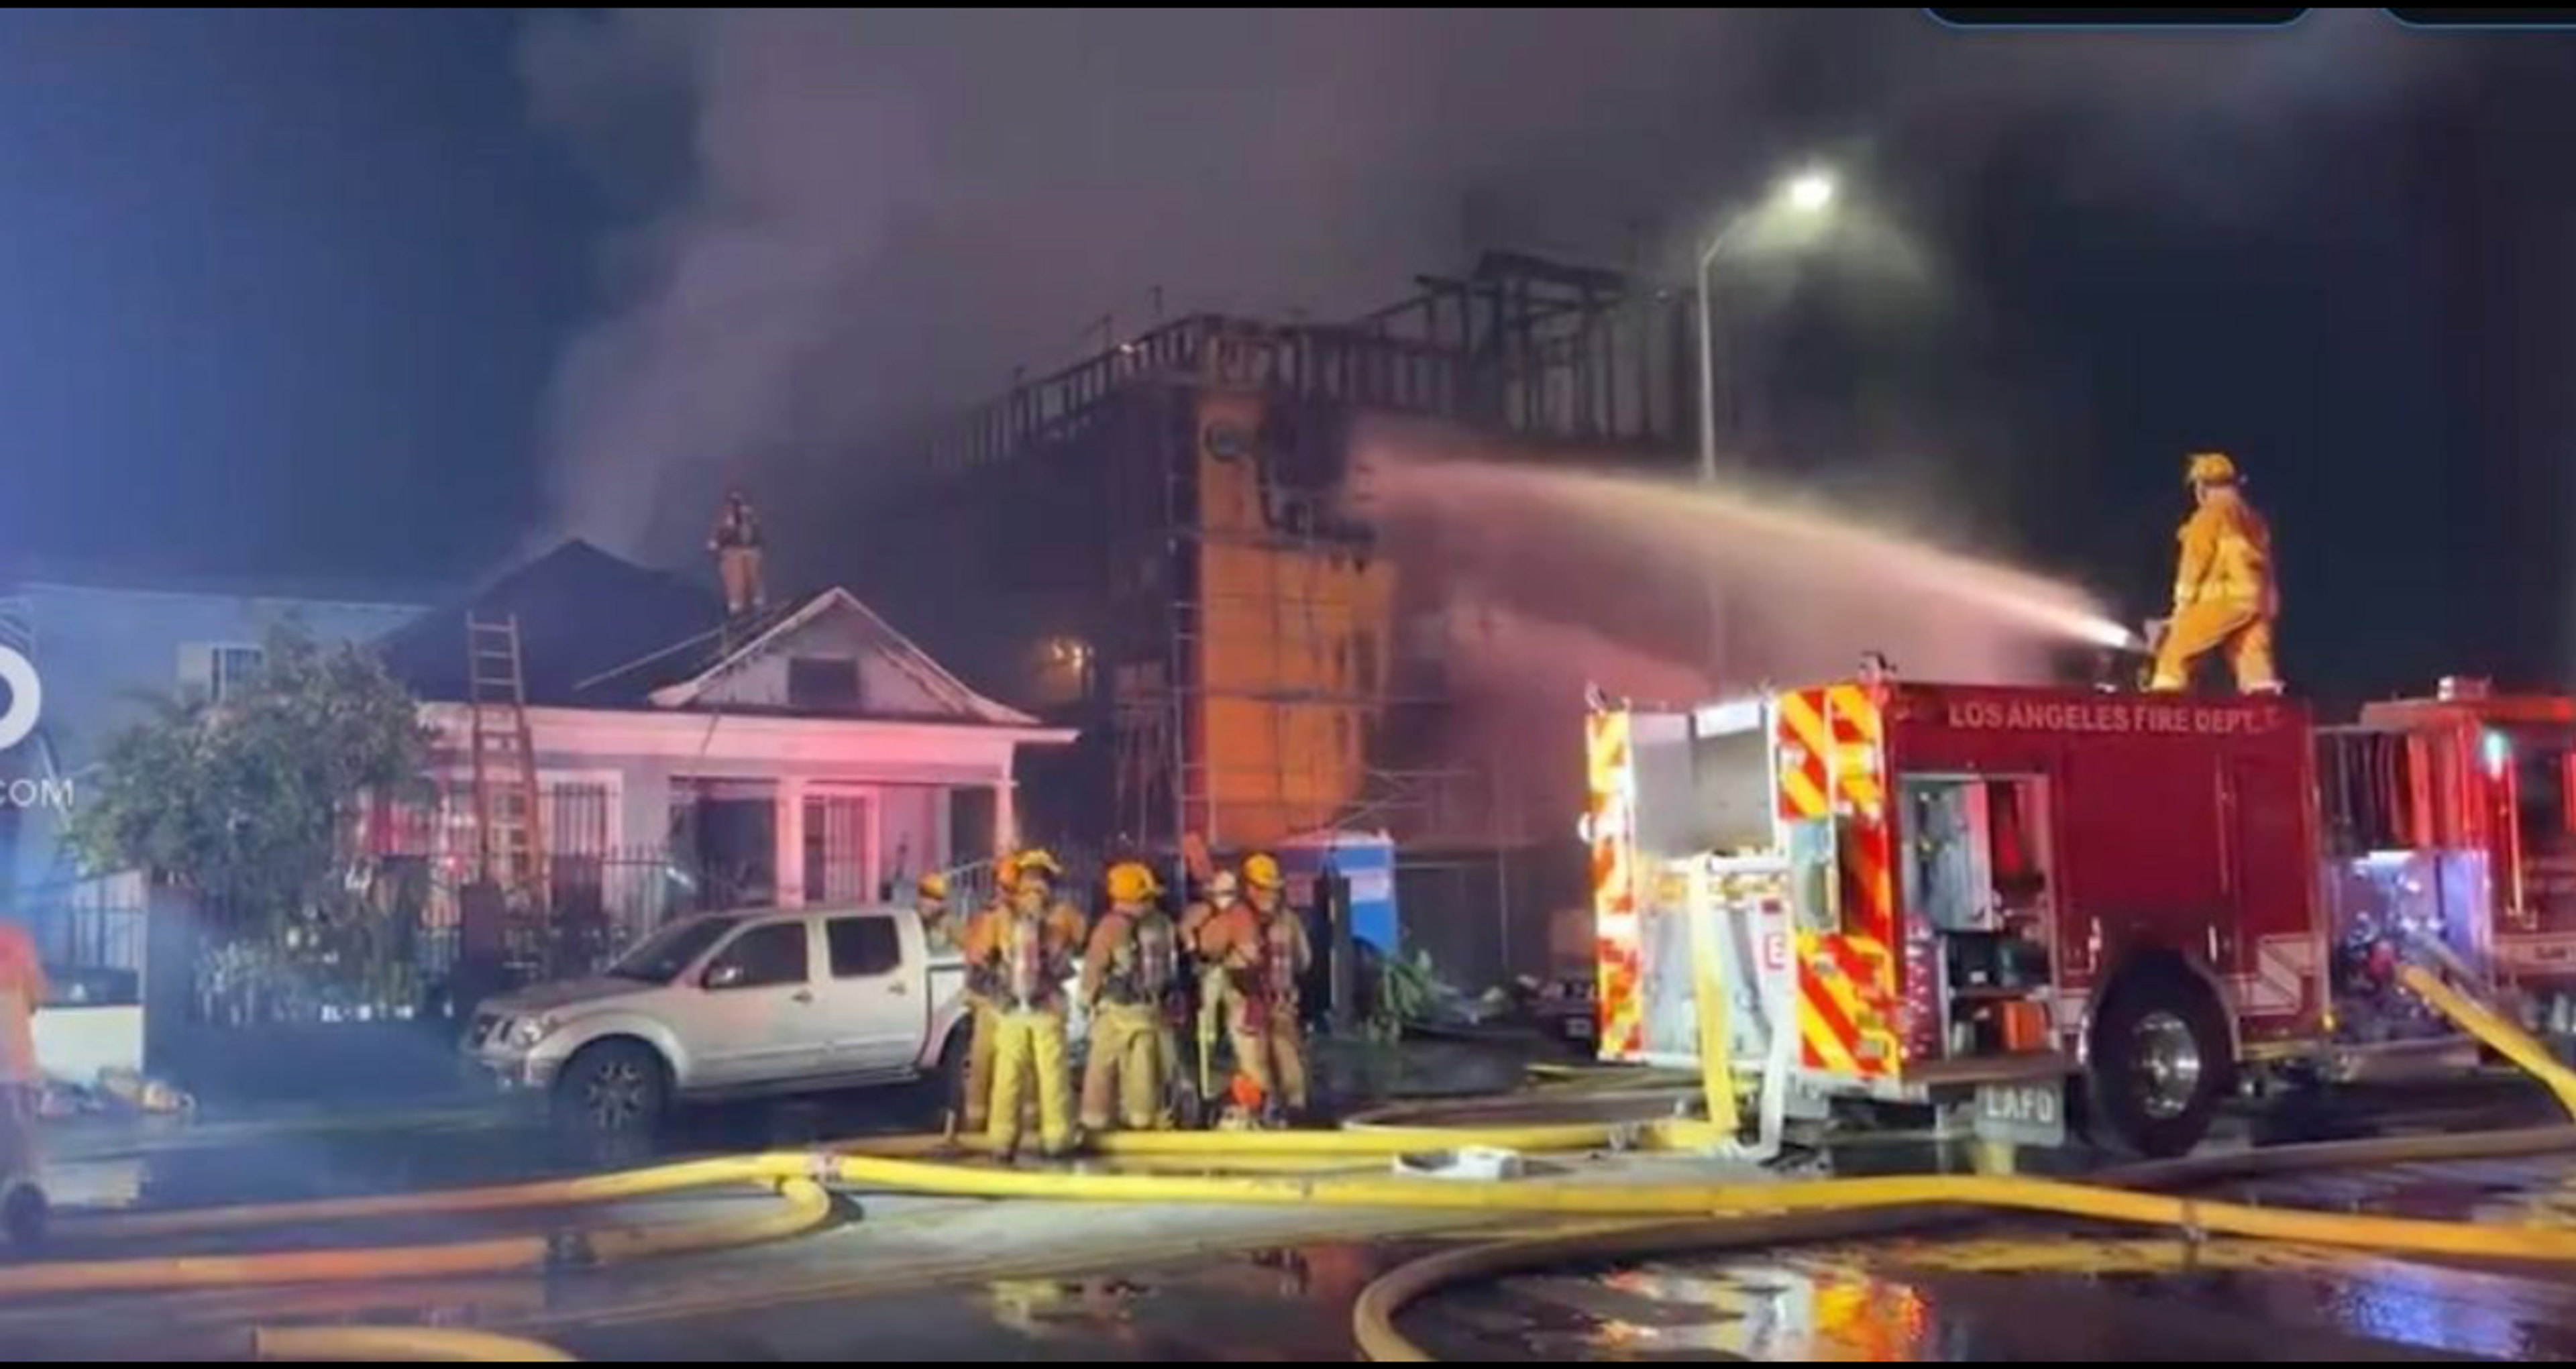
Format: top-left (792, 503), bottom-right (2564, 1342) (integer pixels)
top-left (518, 9), bottom-right (2443, 563)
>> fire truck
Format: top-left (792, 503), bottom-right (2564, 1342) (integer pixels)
top-left (1585, 676), bottom-right (2534, 1159)
top-left (2320, 680), bottom-right (2576, 1035)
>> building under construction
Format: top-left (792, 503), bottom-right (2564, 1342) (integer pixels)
top-left (852, 253), bottom-right (1697, 985)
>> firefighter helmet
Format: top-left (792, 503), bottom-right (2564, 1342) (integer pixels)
top-left (996, 848), bottom-right (1064, 893)
top-left (916, 871), bottom-right (950, 902)
top-left (1242, 853), bottom-right (1286, 891)
top-left (1106, 861), bottom-right (1162, 905)
top-left (2184, 451), bottom-right (2239, 487)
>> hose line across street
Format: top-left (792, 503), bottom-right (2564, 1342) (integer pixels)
top-left (3, 963), bottom-right (2570, 1367)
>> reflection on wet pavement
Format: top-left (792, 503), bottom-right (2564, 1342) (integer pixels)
top-left (12, 1064), bottom-right (2576, 1361)
top-left (549, 1242), bottom-right (1411, 1362)
top-left (1415, 1247), bottom-right (2541, 1360)
top-left (1407, 1154), bottom-right (2576, 1362)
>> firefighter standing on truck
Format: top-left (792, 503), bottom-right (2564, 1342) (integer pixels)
top-left (1199, 853), bottom-right (1313, 1124)
top-left (1081, 862), bottom-right (1181, 1132)
top-left (967, 849), bottom-right (1081, 1158)
top-left (2149, 451), bottom-right (2282, 695)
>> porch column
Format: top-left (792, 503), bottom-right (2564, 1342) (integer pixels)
top-left (775, 777), bottom-right (808, 908)
top-left (994, 779), bottom-right (1019, 853)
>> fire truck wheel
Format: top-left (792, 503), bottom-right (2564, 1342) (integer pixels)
top-left (2084, 969), bottom-right (2234, 1159)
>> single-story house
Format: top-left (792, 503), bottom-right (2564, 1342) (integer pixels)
top-left (375, 541), bottom-right (1075, 954)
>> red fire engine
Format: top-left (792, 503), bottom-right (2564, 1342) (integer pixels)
top-left (1589, 677), bottom-right (2387, 1158)
top-left (2320, 679), bottom-right (2576, 1035)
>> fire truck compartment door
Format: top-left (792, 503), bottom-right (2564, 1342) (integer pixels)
top-left (2225, 753), bottom-right (2322, 1022)
top-left (1638, 856), bottom-right (1792, 1073)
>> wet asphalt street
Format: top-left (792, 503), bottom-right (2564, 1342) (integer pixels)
top-left (10, 1051), bottom-right (2576, 1360)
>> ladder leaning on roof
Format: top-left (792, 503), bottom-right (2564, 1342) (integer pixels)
top-left (464, 613), bottom-right (548, 935)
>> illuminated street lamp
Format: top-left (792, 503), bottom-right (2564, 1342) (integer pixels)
top-left (1697, 166), bottom-right (1841, 485)
top-left (1785, 169), bottom-right (1837, 216)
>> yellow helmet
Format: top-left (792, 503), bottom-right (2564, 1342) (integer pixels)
top-left (2184, 451), bottom-right (2239, 487)
top-left (916, 872), bottom-right (950, 902)
top-left (1106, 861), bottom-right (1162, 905)
top-left (994, 849), bottom-right (1060, 893)
top-left (1242, 853), bottom-right (1286, 891)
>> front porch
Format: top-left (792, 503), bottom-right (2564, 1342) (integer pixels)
top-left (406, 704), bottom-right (1064, 976)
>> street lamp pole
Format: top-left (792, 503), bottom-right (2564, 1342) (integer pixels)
top-left (1695, 225), bottom-right (1738, 488)
top-left (1694, 168), bottom-right (1837, 487)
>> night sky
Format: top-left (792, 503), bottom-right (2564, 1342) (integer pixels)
top-left (0, 10), bottom-right (2568, 696)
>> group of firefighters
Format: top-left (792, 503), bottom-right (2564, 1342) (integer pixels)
top-left (914, 847), bottom-right (1315, 1160)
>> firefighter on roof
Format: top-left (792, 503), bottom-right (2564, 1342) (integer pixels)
top-left (709, 488), bottom-right (766, 618)
top-left (2149, 451), bottom-right (2282, 696)
top-left (1081, 862), bottom-right (1181, 1132)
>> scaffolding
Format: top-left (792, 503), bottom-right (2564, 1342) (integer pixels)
top-left (900, 252), bottom-right (1688, 867)
top-left (918, 254), bottom-right (1688, 479)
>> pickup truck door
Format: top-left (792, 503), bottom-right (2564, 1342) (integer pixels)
top-left (819, 912), bottom-right (927, 1073)
top-left (690, 918), bottom-right (833, 1086)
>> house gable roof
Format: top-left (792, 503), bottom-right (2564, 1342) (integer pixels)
top-left (380, 541), bottom-right (1034, 728)
top-left (644, 588), bottom-right (1040, 726)
top-left (378, 541), bottom-right (717, 707)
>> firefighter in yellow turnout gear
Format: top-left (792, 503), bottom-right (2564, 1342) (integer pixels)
top-left (1180, 869), bottom-right (1240, 1111)
top-left (966, 849), bottom-right (1083, 1158)
top-left (1197, 853), bottom-right (1313, 1123)
top-left (2149, 451), bottom-right (2283, 695)
top-left (1081, 863), bottom-right (1182, 1132)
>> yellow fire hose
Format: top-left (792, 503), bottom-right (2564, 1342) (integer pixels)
top-left (40, 1126), bottom-right (2576, 1303)
top-left (250, 1326), bottom-right (579, 1362)
top-left (59, 1154), bottom-right (828, 1243)
top-left (6, 959), bottom-right (2571, 1362)
top-left (2397, 965), bottom-right (2576, 1118)
top-left (0, 1177), bottom-right (828, 1300)
top-left (54, 1126), bottom-right (1630, 1246)
top-left (817, 1150), bottom-right (2576, 1260)
top-left (1346, 963), bottom-right (2576, 1361)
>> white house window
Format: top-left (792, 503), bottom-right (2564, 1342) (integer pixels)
top-left (213, 646), bottom-right (265, 702)
top-left (788, 657), bottom-right (863, 713)
top-left (180, 643), bottom-right (266, 704)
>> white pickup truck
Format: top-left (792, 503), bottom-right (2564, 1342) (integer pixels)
top-left (466, 903), bottom-right (972, 1132)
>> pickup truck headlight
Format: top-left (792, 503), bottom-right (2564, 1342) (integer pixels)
top-left (503, 1016), bottom-right (561, 1050)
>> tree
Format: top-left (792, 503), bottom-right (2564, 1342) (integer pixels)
top-left (69, 622), bottom-right (428, 945)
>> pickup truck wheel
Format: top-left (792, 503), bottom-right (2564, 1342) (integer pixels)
top-left (2083, 968), bottom-right (2233, 1159)
top-left (556, 1042), bottom-right (668, 1136)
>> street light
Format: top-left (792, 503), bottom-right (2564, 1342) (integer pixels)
top-left (1697, 166), bottom-right (1841, 485)
top-left (1785, 170), bottom-right (1837, 215)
